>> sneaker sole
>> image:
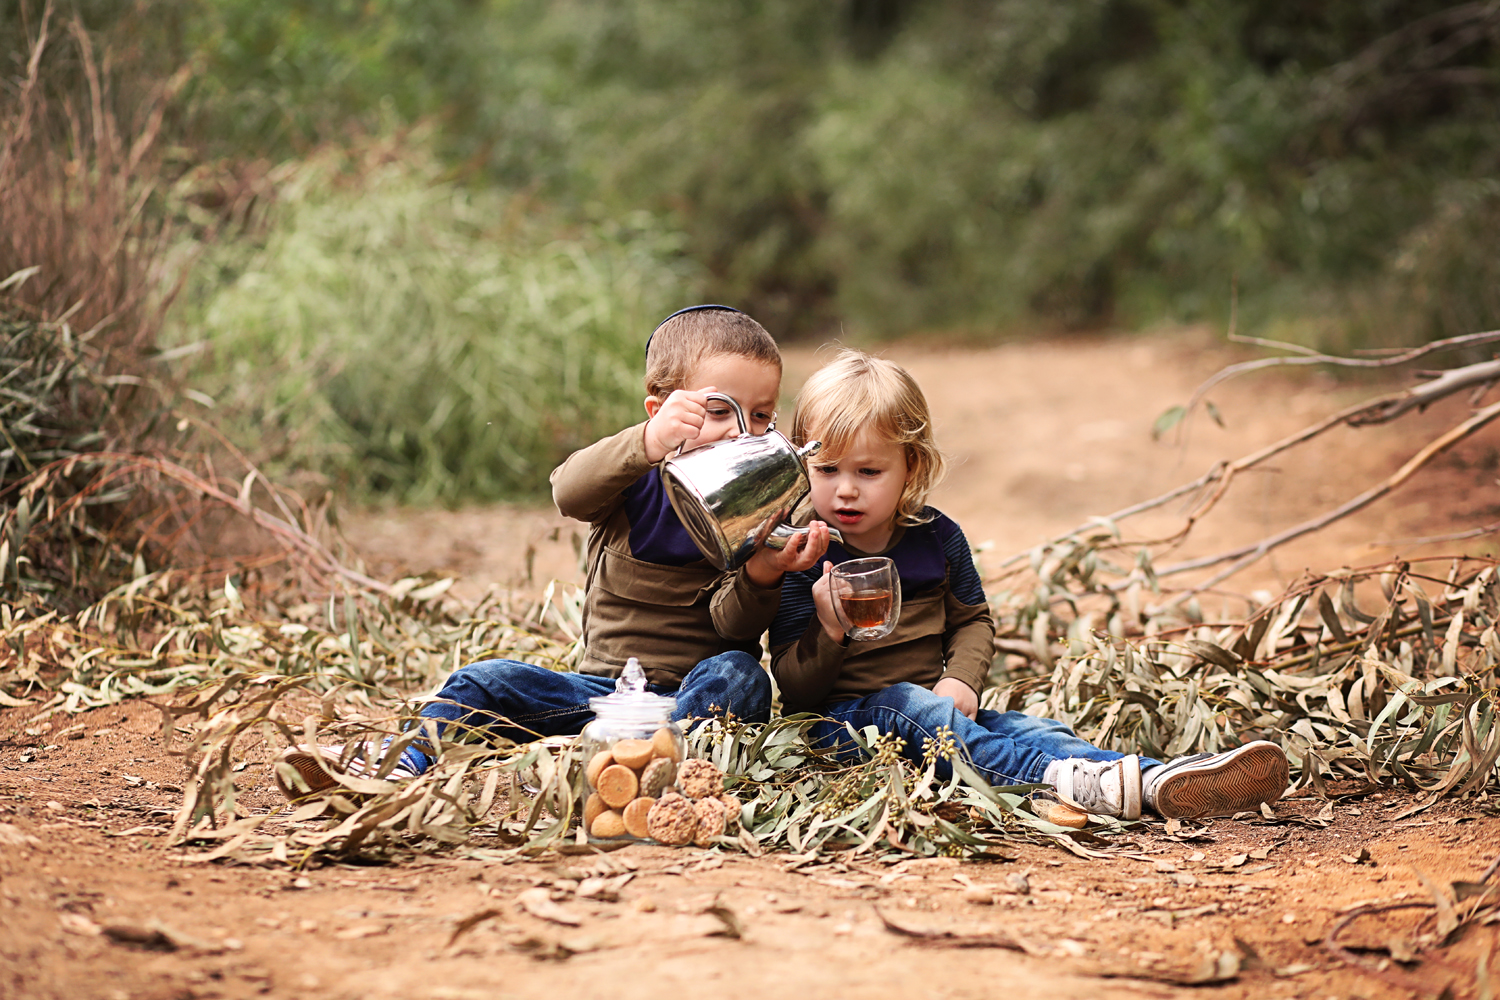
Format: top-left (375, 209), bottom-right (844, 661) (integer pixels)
top-left (274, 750), bottom-right (342, 801)
top-left (1151, 742), bottom-right (1289, 819)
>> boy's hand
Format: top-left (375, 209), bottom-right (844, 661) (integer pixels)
top-left (643, 387), bottom-right (716, 463)
top-left (810, 561), bottom-right (847, 644)
top-left (934, 677), bottom-right (978, 720)
top-left (744, 521), bottom-right (830, 588)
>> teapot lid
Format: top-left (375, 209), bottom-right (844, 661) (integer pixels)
top-left (588, 657), bottom-right (677, 718)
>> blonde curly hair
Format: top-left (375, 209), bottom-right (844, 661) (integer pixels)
top-left (790, 349), bottom-right (946, 526)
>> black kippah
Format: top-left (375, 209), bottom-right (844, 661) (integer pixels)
top-left (645, 304), bottom-right (744, 360)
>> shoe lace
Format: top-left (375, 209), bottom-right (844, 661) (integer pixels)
top-left (1070, 762), bottom-right (1108, 808)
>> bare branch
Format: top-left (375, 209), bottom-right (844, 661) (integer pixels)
top-left (1347, 357), bottom-right (1500, 424)
top-left (1153, 397), bottom-right (1500, 604)
top-left (1183, 328), bottom-right (1500, 426)
top-left (1368, 522), bottom-right (1500, 548)
top-left (997, 389), bottom-right (1411, 571)
top-left (998, 339), bottom-right (1500, 576)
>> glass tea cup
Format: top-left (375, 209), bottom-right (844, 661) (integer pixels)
top-left (830, 557), bottom-right (901, 641)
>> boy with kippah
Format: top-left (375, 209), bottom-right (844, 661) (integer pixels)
top-left (276, 306), bottom-right (828, 796)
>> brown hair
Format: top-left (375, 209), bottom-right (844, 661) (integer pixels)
top-left (643, 308), bottom-right (781, 399)
top-left (791, 349), bottom-right (946, 526)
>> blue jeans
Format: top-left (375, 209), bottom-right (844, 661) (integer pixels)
top-left (809, 682), bottom-right (1162, 786)
top-left (397, 651), bottom-right (771, 774)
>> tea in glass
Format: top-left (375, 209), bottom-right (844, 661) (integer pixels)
top-left (830, 557), bottom-right (901, 640)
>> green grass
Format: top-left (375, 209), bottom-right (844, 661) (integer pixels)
top-left (168, 141), bottom-right (696, 504)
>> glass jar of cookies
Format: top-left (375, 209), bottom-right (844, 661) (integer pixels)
top-left (578, 658), bottom-right (737, 846)
top-left (578, 658), bottom-right (686, 843)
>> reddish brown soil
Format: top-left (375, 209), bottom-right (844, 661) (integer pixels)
top-left (3, 705), bottom-right (1497, 1000)
top-left (5, 328), bottom-right (1500, 1000)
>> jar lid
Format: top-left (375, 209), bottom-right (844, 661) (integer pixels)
top-left (588, 657), bottom-right (677, 718)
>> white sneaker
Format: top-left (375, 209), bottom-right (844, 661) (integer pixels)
top-left (1049, 755), bottom-right (1142, 819)
top-left (1142, 741), bottom-right (1289, 819)
top-left (273, 743), bottom-right (418, 802)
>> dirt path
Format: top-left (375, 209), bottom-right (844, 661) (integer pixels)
top-left (348, 328), bottom-right (1499, 603)
top-left (3, 709), bottom-right (1498, 1000)
top-left (4, 328), bottom-right (1499, 1000)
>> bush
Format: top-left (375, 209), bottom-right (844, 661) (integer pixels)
top-left (169, 140), bottom-right (695, 504)
top-left (20, 0), bottom-right (1500, 354)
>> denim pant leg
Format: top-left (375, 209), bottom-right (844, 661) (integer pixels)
top-left (402, 659), bottom-right (617, 772)
top-left (664, 651), bottom-right (772, 725)
top-left (978, 711), bottom-right (1162, 773)
top-left (809, 683), bottom-right (1142, 786)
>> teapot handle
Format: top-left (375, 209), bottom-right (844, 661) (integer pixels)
top-left (674, 392), bottom-right (749, 456)
top-left (703, 392), bottom-right (748, 435)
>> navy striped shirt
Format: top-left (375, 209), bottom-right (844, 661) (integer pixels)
top-left (770, 508), bottom-right (985, 649)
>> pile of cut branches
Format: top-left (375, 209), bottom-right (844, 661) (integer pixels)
top-left (973, 327), bottom-right (1500, 815)
top-left (1, 571), bottom-right (1072, 863)
top-left (990, 557), bottom-right (1500, 805)
top-left (2, 549), bottom-right (1493, 868)
top-left (0, 8), bottom-right (324, 613)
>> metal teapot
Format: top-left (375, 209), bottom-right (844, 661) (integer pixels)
top-left (661, 393), bottom-right (842, 571)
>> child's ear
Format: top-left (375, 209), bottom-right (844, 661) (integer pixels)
top-left (644, 395), bottom-right (663, 419)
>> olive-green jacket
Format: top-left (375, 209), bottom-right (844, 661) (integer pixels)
top-left (550, 422), bottom-right (780, 686)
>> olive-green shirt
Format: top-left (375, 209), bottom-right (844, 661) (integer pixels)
top-left (550, 422), bottom-right (780, 686)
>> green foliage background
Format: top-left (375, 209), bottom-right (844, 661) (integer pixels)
top-left (8, 0), bottom-right (1500, 500)
top-left (161, 0), bottom-right (1500, 340)
top-left (170, 145), bottom-right (691, 503)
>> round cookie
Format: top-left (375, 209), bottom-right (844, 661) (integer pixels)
top-left (639, 757), bottom-right (676, 798)
top-left (585, 750), bottom-right (615, 788)
top-left (650, 727), bottom-right (681, 762)
top-left (596, 764), bottom-right (639, 808)
top-left (591, 809), bottom-right (626, 839)
top-left (583, 792), bottom-right (606, 830)
top-left (612, 738), bottom-right (654, 770)
top-left (692, 796), bottom-right (726, 847)
top-left (646, 792), bottom-right (697, 846)
top-left (676, 758), bottom-right (724, 800)
top-left (622, 797), bottom-right (654, 838)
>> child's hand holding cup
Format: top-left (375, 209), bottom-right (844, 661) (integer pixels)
top-left (829, 557), bottom-right (900, 641)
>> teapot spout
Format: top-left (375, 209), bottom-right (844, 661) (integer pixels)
top-left (763, 521), bottom-right (844, 551)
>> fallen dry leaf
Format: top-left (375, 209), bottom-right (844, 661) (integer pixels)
top-left (516, 887), bottom-right (583, 927)
top-left (873, 907), bottom-right (1041, 954)
top-left (58, 914), bottom-right (101, 937)
top-left (445, 908), bottom-right (505, 949)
